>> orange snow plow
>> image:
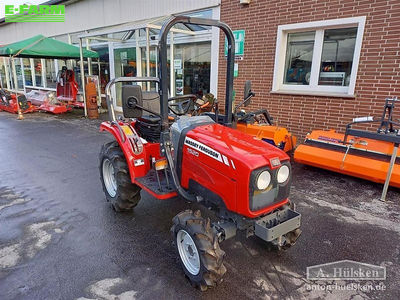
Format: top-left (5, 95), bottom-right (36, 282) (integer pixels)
top-left (294, 97), bottom-right (400, 200)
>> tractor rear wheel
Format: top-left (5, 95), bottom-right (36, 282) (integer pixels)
top-left (171, 210), bottom-right (226, 291)
top-left (99, 141), bottom-right (141, 212)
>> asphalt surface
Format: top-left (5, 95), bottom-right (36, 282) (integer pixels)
top-left (0, 110), bottom-right (399, 300)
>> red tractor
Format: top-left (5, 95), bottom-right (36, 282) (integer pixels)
top-left (99, 16), bottom-right (301, 290)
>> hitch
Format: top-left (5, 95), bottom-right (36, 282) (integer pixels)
top-left (254, 206), bottom-right (301, 247)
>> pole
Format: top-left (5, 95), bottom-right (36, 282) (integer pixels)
top-left (86, 38), bottom-right (92, 75)
top-left (97, 58), bottom-right (101, 110)
top-left (79, 38), bottom-right (87, 117)
top-left (380, 143), bottom-right (398, 201)
top-left (135, 30), bottom-right (142, 87)
top-left (170, 31), bottom-right (174, 97)
top-left (10, 57), bottom-right (23, 120)
top-left (146, 27), bottom-right (150, 91)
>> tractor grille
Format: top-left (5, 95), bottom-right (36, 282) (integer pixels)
top-left (249, 163), bottom-right (291, 212)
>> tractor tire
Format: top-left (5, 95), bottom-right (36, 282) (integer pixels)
top-left (171, 210), bottom-right (226, 291)
top-left (99, 141), bottom-right (141, 212)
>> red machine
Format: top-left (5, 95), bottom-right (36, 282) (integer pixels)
top-left (56, 66), bottom-right (83, 108)
top-left (0, 89), bottom-right (37, 114)
top-left (25, 90), bottom-right (72, 114)
top-left (99, 16), bottom-right (301, 290)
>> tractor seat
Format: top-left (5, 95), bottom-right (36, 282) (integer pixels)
top-left (142, 91), bottom-right (160, 116)
top-left (135, 92), bottom-right (176, 143)
top-left (139, 91), bottom-right (178, 123)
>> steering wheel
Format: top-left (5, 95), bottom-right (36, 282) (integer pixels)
top-left (168, 94), bottom-right (197, 116)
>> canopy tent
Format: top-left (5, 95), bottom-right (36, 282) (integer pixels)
top-left (0, 35), bottom-right (99, 117)
top-left (0, 34), bottom-right (98, 59)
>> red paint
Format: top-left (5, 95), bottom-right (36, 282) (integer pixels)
top-left (100, 121), bottom-right (290, 218)
top-left (0, 94), bottom-right (37, 114)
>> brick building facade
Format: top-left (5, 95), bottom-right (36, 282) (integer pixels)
top-left (218, 0), bottom-right (400, 140)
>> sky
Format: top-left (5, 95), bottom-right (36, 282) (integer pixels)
top-left (0, 0), bottom-right (45, 19)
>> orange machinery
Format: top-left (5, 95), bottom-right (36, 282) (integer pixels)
top-left (236, 110), bottom-right (296, 152)
top-left (294, 97), bottom-right (400, 200)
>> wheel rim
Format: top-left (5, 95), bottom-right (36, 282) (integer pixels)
top-left (177, 229), bottom-right (200, 275)
top-left (102, 158), bottom-right (117, 197)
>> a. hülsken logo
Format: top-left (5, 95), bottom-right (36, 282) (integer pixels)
top-left (5, 5), bottom-right (65, 23)
top-left (307, 260), bottom-right (386, 281)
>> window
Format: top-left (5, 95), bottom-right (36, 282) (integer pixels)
top-left (272, 17), bottom-right (366, 97)
top-left (318, 28), bottom-right (357, 86)
top-left (90, 45), bottom-right (110, 94)
top-left (73, 60), bottom-right (87, 91)
top-left (23, 58), bottom-right (33, 86)
top-left (114, 47), bottom-right (137, 106)
top-left (14, 59), bottom-right (24, 90)
top-left (33, 59), bottom-right (43, 87)
top-left (284, 32), bottom-right (315, 85)
top-left (173, 42), bottom-right (211, 98)
top-left (141, 46), bottom-right (157, 91)
top-left (45, 59), bottom-right (57, 88)
top-left (0, 59), bottom-right (7, 89)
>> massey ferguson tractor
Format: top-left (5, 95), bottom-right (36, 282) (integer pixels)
top-left (99, 16), bottom-right (301, 290)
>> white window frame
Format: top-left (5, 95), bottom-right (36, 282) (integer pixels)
top-left (272, 16), bottom-right (366, 97)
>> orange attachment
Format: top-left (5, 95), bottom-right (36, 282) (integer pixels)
top-left (236, 122), bottom-right (297, 152)
top-left (294, 130), bottom-right (400, 188)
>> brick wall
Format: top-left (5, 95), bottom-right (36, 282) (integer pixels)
top-left (217, 0), bottom-right (400, 140)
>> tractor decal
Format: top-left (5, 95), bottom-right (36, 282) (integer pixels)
top-left (184, 137), bottom-right (223, 163)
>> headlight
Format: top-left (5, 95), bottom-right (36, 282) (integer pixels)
top-left (256, 171), bottom-right (271, 190)
top-left (277, 165), bottom-right (290, 183)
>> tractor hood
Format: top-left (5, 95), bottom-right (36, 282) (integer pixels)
top-left (185, 123), bottom-right (289, 171)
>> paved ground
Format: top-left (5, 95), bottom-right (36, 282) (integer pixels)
top-left (0, 111), bottom-right (399, 300)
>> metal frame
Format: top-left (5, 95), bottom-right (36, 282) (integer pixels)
top-left (158, 15), bottom-right (235, 131)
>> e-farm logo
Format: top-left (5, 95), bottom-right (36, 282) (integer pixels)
top-left (5, 5), bottom-right (65, 23)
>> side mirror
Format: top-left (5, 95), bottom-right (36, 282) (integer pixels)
top-left (122, 85), bottom-right (143, 118)
top-left (243, 80), bottom-right (253, 107)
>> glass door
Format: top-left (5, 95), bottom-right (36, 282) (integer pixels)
top-left (141, 46), bottom-right (158, 91)
top-left (113, 47), bottom-right (137, 107)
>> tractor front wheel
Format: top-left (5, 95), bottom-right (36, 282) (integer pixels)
top-left (171, 210), bottom-right (226, 291)
top-left (99, 141), bottom-right (141, 212)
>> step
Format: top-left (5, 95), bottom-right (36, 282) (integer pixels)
top-left (136, 169), bottom-right (177, 196)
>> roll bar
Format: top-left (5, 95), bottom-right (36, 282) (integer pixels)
top-left (158, 15), bottom-right (235, 131)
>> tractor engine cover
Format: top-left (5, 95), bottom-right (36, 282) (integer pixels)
top-left (174, 120), bottom-right (291, 219)
top-left (170, 115), bottom-right (215, 162)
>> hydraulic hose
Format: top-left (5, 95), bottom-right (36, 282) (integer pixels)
top-left (164, 141), bottom-right (196, 202)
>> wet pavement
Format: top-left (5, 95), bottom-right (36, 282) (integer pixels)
top-left (0, 111), bottom-right (399, 300)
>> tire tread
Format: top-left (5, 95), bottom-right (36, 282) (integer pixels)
top-left (99, 141), bottom-right (141, 211)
